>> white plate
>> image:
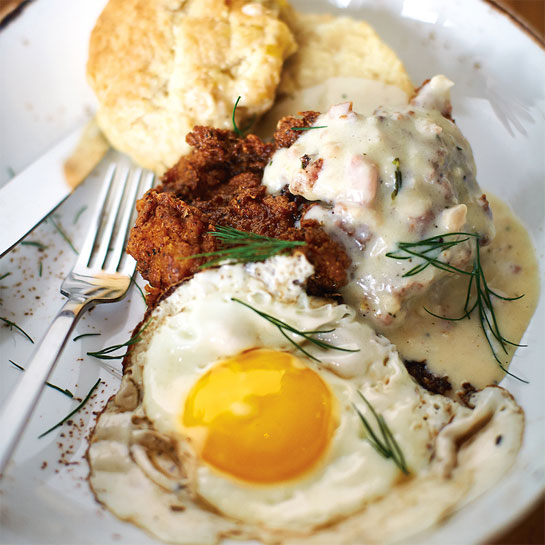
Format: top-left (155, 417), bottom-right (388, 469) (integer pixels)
top-left (0, 1), bottom-right (543, 544)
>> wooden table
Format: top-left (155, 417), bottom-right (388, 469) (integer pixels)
top-left (496, 0), bottom-right (545, 39)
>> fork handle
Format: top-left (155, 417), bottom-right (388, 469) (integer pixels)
top-left (0, 297), bottom-right (91, 475)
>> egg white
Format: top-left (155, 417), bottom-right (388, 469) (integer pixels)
top-left (138, 254), bottom-right (403, 528)
top-left (88, 255), bottom-right (523, 544)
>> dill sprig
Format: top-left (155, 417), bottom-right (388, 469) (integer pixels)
top-left (232, 96), bottom-right (243, 136)
top-left (130, 276), bottom-right (146, 303)
top-left (231, 297), bottom-right (359, 362)
top-left (87, 320), bottom-right (151, 360)
top-left (391, 157), bottom-right (402, 200)
top-left (385, 232), bottom-right (475, 277)
top-left (134, 282), bottom-right (146, 303)
top-left (73, 332), bottom-right (101, 342)
top-left (290, 126), bottom-right (328, 131)
top-left (353, 391), bottom-right (409, 475)
top-left (38, 378), bottom-right (101, 438)
top-left (9, 360), bottom-right (73, 398)
top-left (181, 225), bottom-right (306, 269)
top-left (73, 205), bottom-right (87, 224)
top-left (424, 243), bottom-right (526, 381)
top-left (48, 217), bottom-right (78, 255)
top-left (21, 241), bottom-right (48, 249)
top-left (0, 317), bottom-right (34, 343)
top-left (386, 233), bottom-right (526, 381)
top-left (231, 96), bottom-right (255, 137)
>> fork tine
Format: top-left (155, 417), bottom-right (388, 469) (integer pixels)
top-left (0, 155), bottom-right (157, 474)
top-left (90, 165), bottom-right (130, 269)
top-left (105, 168), bottom-right (143, 272)
top-left (117, 170), bottom-right (155, 276)
top-left (75, 163), bottom-right (117, 269)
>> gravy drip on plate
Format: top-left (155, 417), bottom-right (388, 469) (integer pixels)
top-left (384, 194), bottom-right (539, 390)
top-left (261, 77), bottom-right (538, 389)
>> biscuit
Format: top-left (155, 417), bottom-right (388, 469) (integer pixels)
top-left (278, 11), bottom-right (413, 97)
top-left (88, 0), bottom-right (297, 173)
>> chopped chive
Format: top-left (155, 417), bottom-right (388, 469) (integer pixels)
top-left (0, 317), bottom-right (34, 343)
top-left (391, 157), bottom-right (402, 200)
top-left (38, 261), bottom-right (43, 277)
top-left (38, 378), bottom-right (101, 438)
top-left (9, 360), bottom-right (73, 398)
top-left (0, 272), bottom-right (11, 281)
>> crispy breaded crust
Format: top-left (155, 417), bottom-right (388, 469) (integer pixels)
top-left (127, 125), bottom-right (351, 300)
top-left (126, 190), bottom-right (215, 291)
top-left (88, 0), bottom-right (297, 173)
top-left (279, 12), bottom-right (414, 97)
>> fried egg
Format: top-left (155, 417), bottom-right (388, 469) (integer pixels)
top-left (88, 255), bottom-right (523, 545)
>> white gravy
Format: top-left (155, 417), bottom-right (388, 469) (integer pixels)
top-left (256, 77), bottom-right (408, 138)
top-left (259, 77), bottom-right (539, 390)
top-left (383, 194), bottom-right (540, 390)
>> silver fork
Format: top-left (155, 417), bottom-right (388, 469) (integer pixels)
top-left (0, 153), bottom-right (154, 474)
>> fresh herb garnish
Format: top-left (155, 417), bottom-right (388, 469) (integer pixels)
top-left (391, 157), bottom-right (402, 200)
top-left (38, 261), bottom-right (43, 277)
top-left (21, 241), bottom-right (48, 250)
top-left (231, 297), bottom-right (359, 362)
top-left (73, 332), bottom-right (101, 342)
top-left (385, 232), bottom-right (474, 277)
top-left (73, 205), bottom-right (87, 224)
top-left (0, 317), bottom-right (34, 343)
top-left (353, 391), bottom-right (409, 475)
top-left (0, 272), bottom-right (11, 281)
top-left (48, 217), bottom-right (78, 254)
top-left (9, 360), bottom-right (73, 398)
top-left (181, 225), bottom-right (306, 269)
top-left (38, 378), bottom-right (101, 438)
top-left (87, 320), bottom-right (151, 360)
top-left (231, 96), bottom-right (255, 136)
top-left (290, 126), bottom-right (328, 131)
top-left (232, 95), bottom-right (243, 136)
top-left (386, 233), bottom-right (526, 381)
top-left (131, 278), bottom-right (147, 303)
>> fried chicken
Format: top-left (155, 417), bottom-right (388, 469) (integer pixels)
top-left (127, 115), bottom-right (350, 303)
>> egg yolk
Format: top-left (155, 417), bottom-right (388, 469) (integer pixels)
top-left (182, 349), bottom-right (337, 484)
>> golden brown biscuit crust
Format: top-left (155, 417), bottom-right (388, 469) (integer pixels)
top-left (88, 0), bottom-right (297, 173)
top-left (278, 12), bottom-right (414, 97)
